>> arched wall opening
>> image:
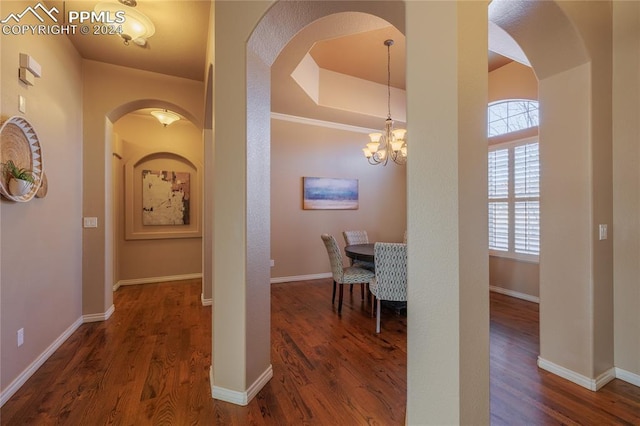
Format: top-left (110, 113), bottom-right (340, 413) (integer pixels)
top-left (106, 99), bottom-right (205, 299)
top-left (489, 0), bottom-right (615, 389)
top-left (212, 1), bottom-right (489, 422)
top-left (81, 59), bottom-right (205, 319)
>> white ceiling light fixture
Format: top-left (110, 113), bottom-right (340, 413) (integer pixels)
top-left (362, 39), bottom-right (407, 166)
top-left (94, 1), bottom-right (155, 46)
top-left (151, 109), bottom-right (180, 127)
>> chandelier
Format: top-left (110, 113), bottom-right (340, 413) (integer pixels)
top-left (362, 39), bottom-right (407, 166)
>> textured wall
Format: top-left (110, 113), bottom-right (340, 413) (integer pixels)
top-left (1, 1), bottom-right (83, 396)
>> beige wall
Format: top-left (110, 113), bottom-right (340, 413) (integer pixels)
top-left (82, 60), bottom-right (204, 316)
top-left (489, 257), bottom-right (539, 298)
top-left (406, 2), bottom-right (490, 422)
top-left (537, 4), bottom-right (614, 383)
top-left (613, 1), bottom-right (640, 381)
top-left (270, 119), bottom-right (406, 279)
top-left (113, 115), bottom-right (203, 282)
top-left (488, 61), bottom-right (540, 298)
top-left (488, 61), bottom-right (538, 102)
top-left (1, 2), bottom-right (83, 395)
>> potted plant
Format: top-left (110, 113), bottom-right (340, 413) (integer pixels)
top-left (2, 159), bottom-right (35, 196)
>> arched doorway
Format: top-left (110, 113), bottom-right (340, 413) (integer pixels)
top-left (106, 100), bottom-right (205, 302)
top-left (211, 1), bottom-right (490, 422)
top-left (489, 0), bottom-right (615, 391)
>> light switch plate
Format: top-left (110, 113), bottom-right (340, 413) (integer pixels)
top-left (18, 95), bottom-right (26, 113)
top-left (598, 224), bottom-right (607, 240)
top-left (83, 217), bottom-right (98, 228)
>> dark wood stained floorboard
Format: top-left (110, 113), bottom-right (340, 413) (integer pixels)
top-left (1, 279), bottom-right (639, 425)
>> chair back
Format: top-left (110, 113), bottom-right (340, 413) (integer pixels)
top-left (342, 230), bottom-right (369, 246)
top-left (321, 234), bottom-right (344, 280)
top-left (373, 242), bottom-right (407, 301)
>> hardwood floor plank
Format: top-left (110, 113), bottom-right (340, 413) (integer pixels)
top-left (2, 280), bottom-right (639, 425)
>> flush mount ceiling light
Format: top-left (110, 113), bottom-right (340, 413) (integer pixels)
top-left (362, 39), bottom-right (407, 166)
top-left (94, 1), bottom-right (155, 46)
top-left (151, 109), bottom-right (180, 127)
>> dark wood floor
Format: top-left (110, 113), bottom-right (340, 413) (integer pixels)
top-left (1, 279), bottom-right (639, 425)
top-left (489, 293), bottom-right (640, 425)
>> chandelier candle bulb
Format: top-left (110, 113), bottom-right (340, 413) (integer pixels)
top-left (391, 140), bottom-right (403, 152)
top-left (392, 129), bottom-right (407, 140)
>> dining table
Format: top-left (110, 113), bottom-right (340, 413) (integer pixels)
top-left (344, 243), bottom-right (375, 264)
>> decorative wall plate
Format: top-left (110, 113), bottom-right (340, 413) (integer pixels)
top-left (35, 171), bottom-right (48, 198)
top-left (0, 116), bottom-right (44, 202)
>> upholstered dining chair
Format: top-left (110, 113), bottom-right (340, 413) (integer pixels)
top-left (321, 234), bottom-right (375, 314)
top-left (369, 242), bottom-right (407, 333)
top-left (342, 230), bottom-right (375, 270)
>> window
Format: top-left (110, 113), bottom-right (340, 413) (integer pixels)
top-left (487, 98), bottom-right (540, 260)
top-left (488, 100), bottom-right (539, 137)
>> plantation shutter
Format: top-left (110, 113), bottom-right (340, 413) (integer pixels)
top-left (488, 149), bottom-right (509, 251)
top-left (513, 143), bottom-right (540, 255)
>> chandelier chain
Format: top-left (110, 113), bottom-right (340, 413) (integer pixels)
top-left (387, 41), bottom-right (391, 119)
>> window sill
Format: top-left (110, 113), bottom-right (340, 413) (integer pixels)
top-left (489, 251), bottom-right (539, 264)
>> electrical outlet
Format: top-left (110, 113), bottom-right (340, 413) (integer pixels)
top-left (270, 259), bottom-right (275, 267)
top-left (17, 328), bottom-right (24, 347)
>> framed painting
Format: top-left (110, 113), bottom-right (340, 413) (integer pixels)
top-left (303, 177), bottom-right (358, 210)
top-left (142, 170), bottom-right (190, 225)
top-left (124, 153), bottom-right (201, 240)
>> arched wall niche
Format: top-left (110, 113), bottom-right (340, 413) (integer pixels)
top-left (123, 151), bottom-right (202, 241)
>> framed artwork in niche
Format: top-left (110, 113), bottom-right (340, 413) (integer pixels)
top-left (142, 170), bottom-right (190, 225)
top-left (124, 152), bottom-right (202, 240)
top-left (303, 177), bottom-right (358, 210)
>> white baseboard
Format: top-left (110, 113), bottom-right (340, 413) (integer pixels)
top-left (271, 272), bottom-right (332, 284)
top-left (0, 317), bottom-right (83, 407)
top-left (201, 294), bottom-right (212, 306)
top-left (210, 364), bottom-right (273, 406)
top-left (615, 367), bottom-right (640, 387)
top-left (112, 282), bottom-right (120, 292)
top-left (537, 357), bottom-right (615, 391)
top-left (83, 304), bottom-right (115, 323)
top-left (490, 285), bottom-right (540, 304)
top-left (116, 273), bottom-right (202, 287)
